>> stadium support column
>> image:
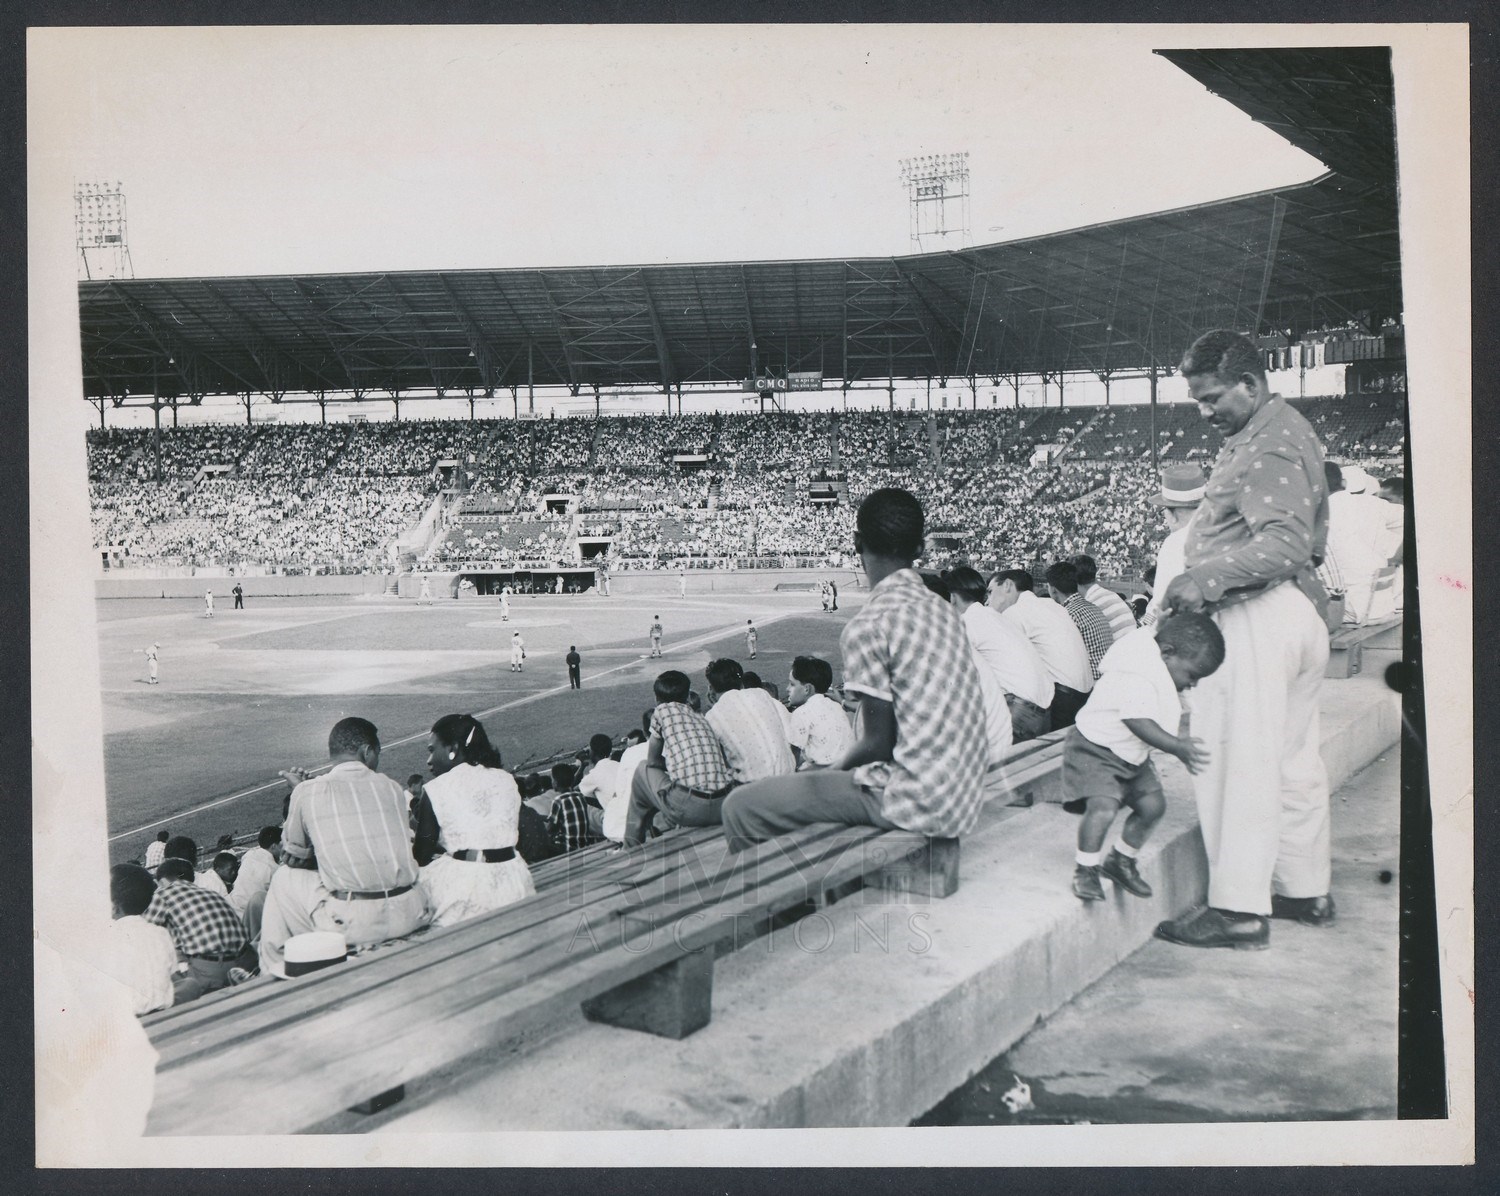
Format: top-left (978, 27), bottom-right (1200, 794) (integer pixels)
top-left (1148, 366), bottom-right (1159, 475)
top-left (528, 342), bottom-right (535, 416)
top-left (318, 392), bottom-right (327, 424)
top-left (243, 392), bottom-right (253, 426)
top-left (970, 375), bottom-right (977, 410)
top-left (152, 399), bottom-right (163, 481)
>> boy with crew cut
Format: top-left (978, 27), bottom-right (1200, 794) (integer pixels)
top-left (625, 669), bottom-right (735, 844)
top-left (1068, 613), bottom-right (1226, 903)
top-left (721, 488), bottom-right (987, 851)
top-left (785, 655), bottom-right (856, 771)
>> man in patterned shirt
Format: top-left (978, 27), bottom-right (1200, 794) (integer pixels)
top-left (624, 669), bottom-right (735, 844)
top-left (1045, 561), bottom-right (1114, 680)
top-left (722, 488), bottom-right (987, 851)
top-left (144, 857), bottom-right (256, 1001)
top-left (1155, 329), bottom-right (1333, 952)
top-left (259, 717), bottom-right (432, 978)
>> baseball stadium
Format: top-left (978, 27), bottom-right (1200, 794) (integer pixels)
top-left (54, 36), bottom-right (1445, 1145)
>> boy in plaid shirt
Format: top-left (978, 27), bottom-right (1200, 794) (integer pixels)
top-left (624, 669), bottom-right (735, 844)
top-left (547, 761), bottom-right (603, 854)
top-left (722, 488), bottom-right (987, 851)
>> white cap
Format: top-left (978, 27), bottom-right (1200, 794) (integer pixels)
top-left (1342, 465), bottom-right (1376, 494)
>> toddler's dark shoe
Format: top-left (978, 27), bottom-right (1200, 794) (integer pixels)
top-left (1061, 798), bottom-right (1087, 815)
top-left (1101, 849), bottom-right (1152, 898)
top-left (1270, 893), bottom-right (1337, 926)
top-left (1072, 864), bottom-right (1106, 901)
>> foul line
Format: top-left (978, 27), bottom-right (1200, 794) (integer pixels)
top-left (107, 609), bottom-right (802, 842)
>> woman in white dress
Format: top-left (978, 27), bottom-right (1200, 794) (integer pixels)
top-left (413, 713), bottom-right (536, 928)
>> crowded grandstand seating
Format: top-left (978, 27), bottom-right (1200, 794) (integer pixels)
top-left (88, 395), bottom-right (1403, 579)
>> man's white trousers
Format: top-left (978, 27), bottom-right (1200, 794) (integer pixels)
top-left (1189, 582), bottom-right (1332, 915)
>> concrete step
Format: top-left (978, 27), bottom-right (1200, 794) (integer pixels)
top-left (328, 672), bottom-right (1401, 1133)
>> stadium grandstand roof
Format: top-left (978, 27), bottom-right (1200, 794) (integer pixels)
top-left (78, 46), bottom-right (1399, 407)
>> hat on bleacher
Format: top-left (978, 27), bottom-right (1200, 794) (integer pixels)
top-left (283, 930), bottom-right (348, 978)
top-left (1341, 465), bottom-right (1376, 494)
top-left (1147, 463), bottom-right (1206, 508)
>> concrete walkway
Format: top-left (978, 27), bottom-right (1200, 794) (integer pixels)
top-left (916, 747), bottom-right (1400, 1124)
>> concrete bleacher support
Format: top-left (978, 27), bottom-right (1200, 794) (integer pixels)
top-left (331, 670), bottom-right (1400, 1133)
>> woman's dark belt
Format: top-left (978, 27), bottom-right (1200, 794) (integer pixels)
top-left (688, 783), bottom-right (734, 800)
top-left (448, 847), bottom-right (517, 863)
top-left (327, 883), bottom-right (416, 900)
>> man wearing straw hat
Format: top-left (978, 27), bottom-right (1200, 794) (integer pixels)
top-left (1154, 329), bottom-right (1334, 951)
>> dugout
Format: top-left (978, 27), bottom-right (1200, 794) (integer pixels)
top-left (454, 567), bottom-right (597, 596)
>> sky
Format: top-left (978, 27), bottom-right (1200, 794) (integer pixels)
top-left (33, 24), bottom-right (1324, 279)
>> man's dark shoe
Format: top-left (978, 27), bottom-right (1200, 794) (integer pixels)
top-left (1270, 893), bottom-right (1337, 926)
top-left (1154, 906), bottom-right (1269, 950)
top-left (1072, 864), bottom-right (1106, 901)
top-left (1062, 798), bottom-right (1087, 815)
top-left (1102, 849), bottom-right (1153, 898)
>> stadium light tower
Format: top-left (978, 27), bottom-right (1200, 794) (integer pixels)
top-left (898, 152), bottom-right (971, 252)
top-left (75, 180), bottom-right (136, 280)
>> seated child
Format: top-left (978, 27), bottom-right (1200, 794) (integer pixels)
top-left (785, 655), bottom-right (856, 770)
top-left (1067, 612), bottom-right (1226, 901)
top-left (625, 669), bottom-right (734, 844)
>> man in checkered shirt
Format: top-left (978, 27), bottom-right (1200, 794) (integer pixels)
top-left (1044, 561), bottom-right (1115, 680)
top-left (722, 488), bottom-right (987, 851)
top-left (143, 857), bottom-right (256, 1001)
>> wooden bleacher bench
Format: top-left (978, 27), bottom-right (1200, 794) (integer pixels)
top-left (1325, 614), bottom-right (1402, 679)
top-left (988, 728), bottom-right (1069, 806)
top-left (141, 822), bottom-right (962, 1136)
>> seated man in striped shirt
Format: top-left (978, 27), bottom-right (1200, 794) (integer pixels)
top-left (259, 717), bottom-right (433, 979)
top-left (722, 488), bottom-right (988, 852)
top-left (1070, 554), bottom-right (1138, 644)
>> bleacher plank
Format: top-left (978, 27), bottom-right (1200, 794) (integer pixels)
top-left (145, 822), bottom-right (943, 1135)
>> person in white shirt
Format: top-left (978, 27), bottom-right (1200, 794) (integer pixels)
top-left (919, 572), bottom-right (1012, 773)
top-left (1141, 464), bottom-right (1206, 628)
top-left (231, 827), bottom-right (282, 944)
top-left (942, 566), bottom-right (1055, 743)
top-left (196, 852), bottom-right (238, 899)
top-left (105, 864), bottom-right (180, 1016)
top-left (987, 568), bottom-right (1094, 728)
top-left (606, 721), bottom-right (653, 842)
top-left (704, 658), bottom-right (794, 783)
top-left (784, 655), bottom-right (855, 770)
top-left (1326, 462), bottom-right (1402, 625)
top-left (577, 732), bottom-right (623, 840)
top-left (143, 831), bottom-right (169, 870)
top-left (510, 632), bottom-right (526, 672)
top-left (1071, 554), bottom-right (1138, 644)
top-left (1066, 615), bottom-right (1225, 903)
